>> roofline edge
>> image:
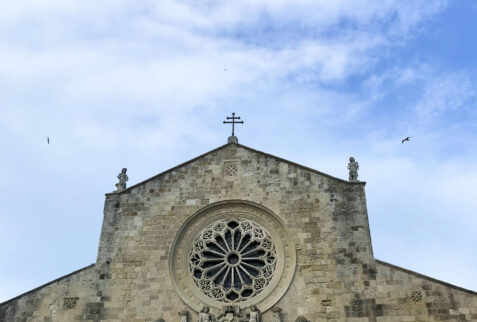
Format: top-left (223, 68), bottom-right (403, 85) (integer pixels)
top-left (375, 259), bottom-right (476, 295)
top-left (106, 142), bottom-right (364, 196)
top-left (0, 263), bottom-right (95, 306)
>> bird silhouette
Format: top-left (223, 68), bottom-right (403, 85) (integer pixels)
top-left (401, 136), bottom-right (411, 144)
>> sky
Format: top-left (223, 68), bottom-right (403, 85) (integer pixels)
top-left (0, 0), bottom-right (476, 302)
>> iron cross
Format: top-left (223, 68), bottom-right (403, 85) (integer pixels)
top-left (223, 112), bottom-right (244, 136)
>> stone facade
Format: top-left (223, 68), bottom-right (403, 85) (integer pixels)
top-left (1, 142), bottom-right (475, 321)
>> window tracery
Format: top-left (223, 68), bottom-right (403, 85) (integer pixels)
top-left (189, 218), bottom-right (277, 303)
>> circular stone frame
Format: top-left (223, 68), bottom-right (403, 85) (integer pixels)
top-left (169, 200), bottom-right (296, 312)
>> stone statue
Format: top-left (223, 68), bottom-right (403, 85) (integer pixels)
top-left (271, 307), bottom-right (282, 322)
top-left (198, 306), bottom-right (213, 322)
top-left (217, 306), bottom-right (239, 322)
top-left (295, 316), bottom-right (309, 322)
top-left (115, 168), bottom-right (128, 192)
top-left (179, 309), bottom-right (189, 322)
top-left (248, 305), bottom-right (260, 322)
top-left (347, 157), bottom-right (359, 182)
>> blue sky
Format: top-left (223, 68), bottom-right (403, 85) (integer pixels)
top-left (0, 0), bottom-right (476, 301)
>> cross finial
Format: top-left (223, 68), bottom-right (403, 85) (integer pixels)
top-left (223, 112), bottom-right (244, 143)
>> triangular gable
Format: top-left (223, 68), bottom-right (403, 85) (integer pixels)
top-left (111, 142), bottom-right (364, 195)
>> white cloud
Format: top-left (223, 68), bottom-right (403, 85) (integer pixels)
top-left (414, 73), bottom-right (475, 121)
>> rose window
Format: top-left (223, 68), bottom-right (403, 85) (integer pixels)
top-left (189, 218), bottom-right (277, 303)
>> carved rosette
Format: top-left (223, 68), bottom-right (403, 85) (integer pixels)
top-left (169, 201), bottom-right (296, 313)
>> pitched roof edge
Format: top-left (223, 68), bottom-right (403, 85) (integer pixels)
top-left (375, 259), bottom-right (476, 295)
top-left (0, 263), bottom-right (95, 306)
top-left (107, 142), bottom-right (231, 195)
top-left (107, 142), bottom-right (363, 196)
top-left (235, 143), bottom-right (364, 185)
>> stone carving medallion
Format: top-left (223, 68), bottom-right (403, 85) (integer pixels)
top-left (169, 200), bottom-right (296, 312)
top-left (63, 297), bottom-right (79, 310)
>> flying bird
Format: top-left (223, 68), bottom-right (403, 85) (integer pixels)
top-left (401, 136), bottom-right (411, 144)
top-left (47, 137), bottom-right (50, 144)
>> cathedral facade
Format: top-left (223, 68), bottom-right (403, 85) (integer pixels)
top-left (1, 138), bottom-right (476, 321)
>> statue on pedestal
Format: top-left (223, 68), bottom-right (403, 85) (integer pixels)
top-left (115, 168), bottom-right (128, 191)
top-left (198, 307), bottom-right (213, 322)
top-left (348, 157), bottom-right (359, 182)
top-left (247, 305), bottom-right (260, 322)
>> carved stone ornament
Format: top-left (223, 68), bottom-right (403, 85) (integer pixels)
top-left (408, 290), bottom-right (424, 303)
top-left (63, 297), bottom-right (79, 310)
top-left (347, 157), bottom-right (359, 182)
top-left (217, 306), bottom-right (241, 322)
top-left (295, 316), bottom-right (309, 322)
top-left (169, 200), bottom-right (297, 313)
top-left (224, 162), bottom-right (239, 176)
top-left (179, 309), bottom-right (189, 322)
top-left (198, 306), bottom-right (213, 322)
top-left (115, 168), bottom-right (128, 192)
top-left (271, 307), bottom-right (282, 322)
top-left (247, 305), bottom-right (261, 322)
